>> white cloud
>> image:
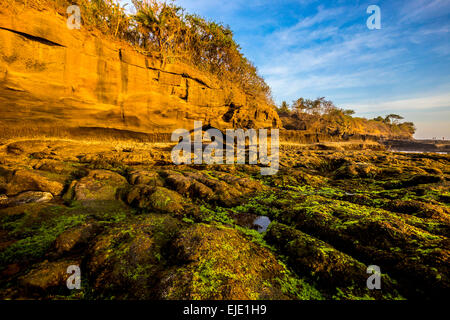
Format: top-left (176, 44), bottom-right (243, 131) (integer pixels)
top-left (286, 6), bottom-right (345, 30)
top-left (399, 0), bottom-right (450, 23)
top-left (347, 92), bottom-right (450, 113)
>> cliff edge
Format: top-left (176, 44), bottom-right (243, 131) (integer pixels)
top-left (0, 5), bottom-right (280, 138)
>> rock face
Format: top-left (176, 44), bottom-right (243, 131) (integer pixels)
top-left (0, 6), bottom-right (281, 137)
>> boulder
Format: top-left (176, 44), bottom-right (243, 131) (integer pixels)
top-left (8, 191), bottom-right (53, 205)
top-left (64, 170), bottom-right (128, 201)
top-left (265, 222), bottom-right (402, 299)
top-left (5, 170), bottom-right (64, 196)
top-left (19, 259), bottom-right (81, 294)
top-left (52, 223), bottom-right (100, 257)
top-left (128, 170), bottom-right (164, 186)
top-left (86, 215), bottom-right (182, 299)
top-left (126, 185), bottom-right (184, 213)
top-left (160, 224), bottom-right (320, 300)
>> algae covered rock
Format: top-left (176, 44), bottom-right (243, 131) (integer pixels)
top-left (265, 222), bottom-right (402, 299)
top-left (160, 224), bottom-right (322, 300)
top-left (128, 170), bottom-right (164, 186)
top-left (163, 171), bottom-right (193, 196)
top-left (384, 174), bottom-right (444, 189)
top-left (64, 169), bottom-right (128, 201)
top-left (386, 199), bottom-right (450, 223)
top-left (161, 169), bottom-right (264, 206)
top-left (126, 185), bottom-right (184, 213)
top-left (86, 215), bottom-right (182, 299)
top-left (19, 259), bottom-right (81, 295)
top-left (33, 160), bottom-right (75, 175)
top-left (267, 192), bottom-right (449, 299)
top-left (51, 223), bottom-right (100, 257)
top-left (334, 162), bottom-right (378, 179)
top-left (183, 171), bottom-right (243, 206)
top-left (0, 136), bottom-right (448, 300)
top-left (4, 169), bottom-right (64, 196)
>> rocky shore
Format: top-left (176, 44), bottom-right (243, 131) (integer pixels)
top-left (383, 139), bottom-right (450, 153)
top-left (0, 138), bottom-right (448, 300)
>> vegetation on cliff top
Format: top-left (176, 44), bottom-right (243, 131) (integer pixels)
top-left (276, 97), bottom-right (416, 139)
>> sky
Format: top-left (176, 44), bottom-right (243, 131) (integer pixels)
top-left (124, 0), bottom-right (450, 139)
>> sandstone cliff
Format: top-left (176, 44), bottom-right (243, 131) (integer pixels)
top-left (0, 5), bottom-right (280, 138)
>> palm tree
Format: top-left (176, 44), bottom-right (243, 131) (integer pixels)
top-left (133, 0), bottom-right (183, 68)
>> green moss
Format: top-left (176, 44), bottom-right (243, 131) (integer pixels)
top-left (0, 212), bottom-right (86, 267)
top-left (200, 204), bottom-right (234, 224)
top-left (274, 261), bottom-right (324, 300)
top-left (0, 201), bottom-right (131, 270)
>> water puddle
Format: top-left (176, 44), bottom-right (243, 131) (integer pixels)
top-left (233, 213), bottom-right (271, 233)
top-left (253, 216), bottom-right (271, 233)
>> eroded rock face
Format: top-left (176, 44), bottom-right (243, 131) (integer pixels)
top-left (0, 6), bottom-right (281, 138)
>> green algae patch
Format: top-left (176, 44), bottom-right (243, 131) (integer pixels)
top-left (162, 224), bottom-right (322, 300)
top-left (85, 214), bottom-right (182, 299)
top-left (0, 200), bottom-right (132, 271)
top-left (0, 205), bottom-right (86, 269)
top-left (265, 222), bottom-right (403, 300)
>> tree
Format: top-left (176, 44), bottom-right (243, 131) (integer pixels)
top-left (384, 114), bottom-right (404, 124)
top-left (343, 109), bottom-right (355, 116)
top-left (373, 116), bottom-right (384, 122)
top-left (292, 98), bottom-right (306, 113)
top-left (310, 97), bottom-right (323, 115)
top-left (399, 122), bottom-right (416, 134)
top-left (133, 0), bottom-right (183, 67)
top-left (278, 101), bottom-right (290, 114)
top-left (127, 1), bottom-right (272, 102)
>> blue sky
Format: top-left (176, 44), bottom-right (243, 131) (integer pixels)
top-left (124, 0), bottom-right (450, 139)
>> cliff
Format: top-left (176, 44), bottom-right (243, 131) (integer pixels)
top-left (0, 5), bottom-right (280, 138)
top-left (278, 112), bottom-right (415, 141)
